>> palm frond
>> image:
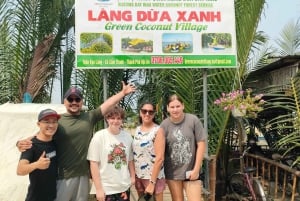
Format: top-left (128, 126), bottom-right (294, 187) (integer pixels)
top-left (235, 0), bottom-right (266, 74)
top-left (275, 18), bottom-right (300, 56)
top-left (25, 34), bottom-right (56, 99)
top-left (265, 76), bottom-right (300, 155)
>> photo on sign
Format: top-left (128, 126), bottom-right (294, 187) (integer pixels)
top-left (121, 33), bottom-right (153, 54)
top-left (162, 33), bottom-right (193, 54)
top-left (201, 33), bottom-right (232, 52)
top-left (95, 0), bottom-right (113, 6)
top-left (80, 33), bottom-right (113, 54)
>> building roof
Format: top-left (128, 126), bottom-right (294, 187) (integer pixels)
top-left (251, 55), bottom-right (300, 76)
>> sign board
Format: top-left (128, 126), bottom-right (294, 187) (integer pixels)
top-left (75, 0), bottom-right (237, 69)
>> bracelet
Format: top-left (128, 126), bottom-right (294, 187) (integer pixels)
top-left (150, 179), bottom-right (156, 185)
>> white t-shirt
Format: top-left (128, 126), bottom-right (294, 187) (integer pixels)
top-left (132, 125), bottom-right (165, 179)
top-left (87, 128), bottom-right (133, 195)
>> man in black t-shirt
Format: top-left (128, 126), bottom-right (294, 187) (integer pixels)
top-left (17, 109), bottom-right (60, 201)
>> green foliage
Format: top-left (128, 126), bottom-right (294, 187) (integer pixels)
top-left (0, 0), bottom-right (74, 103)
top-left (103, 33), bottom-right (113, 46)
top-left (80, 33), bottom-right (113, 53)
top-left (275, 18), bottom-right (300, 56)
top-left (270, 75), bottom-right (300, 163)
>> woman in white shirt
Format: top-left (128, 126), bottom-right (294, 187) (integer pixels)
top-left (132, 102), bottom-right (166, 201)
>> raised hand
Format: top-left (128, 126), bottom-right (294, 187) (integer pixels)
top-left (121, 81), bottom-right (136, 95)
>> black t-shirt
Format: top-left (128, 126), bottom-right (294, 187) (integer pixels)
top-left (20, 136), bottom-right (57, 201)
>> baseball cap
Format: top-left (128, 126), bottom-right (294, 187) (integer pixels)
top-left (38, 109), bottom-right (61, 121)
top-left (64, 87), bottom-right (83, 99)
top-left (138, 193), bottom-right (154, 201)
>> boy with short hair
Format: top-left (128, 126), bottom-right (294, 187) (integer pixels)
top-left (17, 109), bottom-right (60, 201)
top-left (87, 105), bottom-right (135, 201)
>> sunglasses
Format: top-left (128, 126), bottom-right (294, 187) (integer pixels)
top-left (67, 97), bottom-right (81, 103)
top-left (140, 109), bottom-right (155, 115)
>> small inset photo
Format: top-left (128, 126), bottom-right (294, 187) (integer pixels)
top-left (121, 33), bottom-right (153, 54)
top-left (80, 33), bottom-right (113, 54)
top-left (162, 33), bottom-right (193, 53)
top-left (201, 33), bottom-right (232, 52)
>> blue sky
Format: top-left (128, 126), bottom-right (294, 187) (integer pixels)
top-left (257, 0), bottom-right (300, 43)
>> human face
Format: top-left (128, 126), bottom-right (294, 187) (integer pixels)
top-left (140, 104), bottom-right (155, 124)
top-left (38, 116), bottom-right (59, 138)
top-left (106, 115), bottom-right (123, 133)
top-left (64, 95), bottom-right (83, 115)
top-left (167, 99), bottom-right (184, 121)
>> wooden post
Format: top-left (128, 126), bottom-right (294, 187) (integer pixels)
top-left (236, 117), bottom-right (245, 172)
top-left (209, 155), bottom-right (216, 201)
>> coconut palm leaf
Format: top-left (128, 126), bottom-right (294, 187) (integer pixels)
top-left (0, 0), bottom-right (75, 103)
top-left (154, 68), bottom-right (203, 114)
top-left (246, 32), bottom-right (274, 74)
top-left (0, 0), bottom-right (16, 102)
top-left (275, 18), bottom-right (300, 56)
top-left (209, 0), bottom-right (267, 155)
top-left (73, 69), bottom-right (139, 110)
top-left (271, 74), bottom-right (300, 159)
top-left (207, 68), bottom-right (236, 154)
top-left (25, 34), bottom-right (56, 100)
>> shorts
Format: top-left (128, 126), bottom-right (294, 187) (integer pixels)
top-left (106, 189), bottom-right (130, 201)
top-left (55, 176), bottom-right (90, 201)
top-left (135, 177), bottom-right (166, 194)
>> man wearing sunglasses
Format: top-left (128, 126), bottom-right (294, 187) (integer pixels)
top-left (17, 81), bottom-right (136, 201)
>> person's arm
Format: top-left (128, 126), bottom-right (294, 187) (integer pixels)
top-left (145, 128), bottom-right (165, 194)
top-left (16, 136), bottom-right (33, 152)
top-left (128, 160), bottom-right (135, 186)
top-left (189, 140), bottom-right (205, 180)
top-left (17, 151), bottom-right (50, 175)
top-left (100, 81), bottom-right (136, 115)
top-left (90, 161), bottom-right (105, 201)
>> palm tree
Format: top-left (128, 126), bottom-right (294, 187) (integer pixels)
top-left (274, 18), bottom-right (300, 56)
top-left (0, 0), bottom-right (74, 103)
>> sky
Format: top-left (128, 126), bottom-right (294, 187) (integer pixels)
top-left (257, 0), bottom-right (300, 45)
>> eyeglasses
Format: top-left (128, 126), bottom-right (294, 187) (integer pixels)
top-left (67, 97), bottom-right (81, 103)
top-left (40, 121), bottom-right (58, 125)
top-left (140, 109), bottom-right (155, 115)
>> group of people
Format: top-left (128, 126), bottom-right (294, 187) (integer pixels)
top-left (16, 81), bottom-right (207, 201)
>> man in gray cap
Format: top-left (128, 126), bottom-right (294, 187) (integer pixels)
top-left (17, 81), bottom-right (136, 201)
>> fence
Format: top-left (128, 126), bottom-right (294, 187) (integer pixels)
top-left (245, 153), bottom-right (300, 201)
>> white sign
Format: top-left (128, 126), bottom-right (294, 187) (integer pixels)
top-left (75, 0), bottom-right (237, 69)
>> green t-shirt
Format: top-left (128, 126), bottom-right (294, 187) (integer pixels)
top-left (54, 108), bottom-right (102, 179)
